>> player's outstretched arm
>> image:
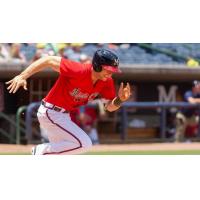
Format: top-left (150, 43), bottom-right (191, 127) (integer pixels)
top-left (5, 56), bottom-right (61, 93)
top-left (105, 82), bottom-right (131, 112)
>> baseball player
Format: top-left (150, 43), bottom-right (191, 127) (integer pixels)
top-left (6, 49), bottom-right (131, 155)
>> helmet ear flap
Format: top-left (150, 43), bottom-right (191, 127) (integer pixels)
top-left (94, 65), bottom-right (102, 72)
top-left (92, 55), bottom-right (102, 72)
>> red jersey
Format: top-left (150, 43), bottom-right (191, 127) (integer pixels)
top-left (44, 58), bottom-right (116, 111)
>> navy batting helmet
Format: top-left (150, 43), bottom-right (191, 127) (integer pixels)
top-left (92, 49), bottom-right (121, 73)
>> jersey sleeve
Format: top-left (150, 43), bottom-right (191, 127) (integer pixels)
top-left (100, 78), bottom-right (116, 100)
top-left (60, 57), bottom-right (85, 77)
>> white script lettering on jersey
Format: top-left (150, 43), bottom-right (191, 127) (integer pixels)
top-left (69, 88), bottom-right (99, 102)
top-left (70, 88), bottom-right (89, 102)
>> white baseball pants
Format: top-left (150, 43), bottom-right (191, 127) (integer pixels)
top-left (34, 104), bottom-right (92, 155)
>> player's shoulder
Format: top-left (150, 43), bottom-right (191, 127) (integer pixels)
top-left (61, 57), bottom-right (92, 72)
top-left (61, 57), bottom-right (82, 66)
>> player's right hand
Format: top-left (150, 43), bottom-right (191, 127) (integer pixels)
top-left (5, 75), bottom-right (27, 93)
top-left (118, 82), bottom-right (131, 102)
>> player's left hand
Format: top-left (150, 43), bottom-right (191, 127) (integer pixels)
top-left (118, 82), bottom-right (131, 102)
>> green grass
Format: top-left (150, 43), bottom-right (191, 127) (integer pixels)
top-left (84, 150), bottom-right (200, 155)
top-left (2, 150), bottom-right (200, 155)
top-left (0, 152), bottom-right (30, 155)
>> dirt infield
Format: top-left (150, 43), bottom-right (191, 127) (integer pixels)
top-left (90, 142), bottom-right (200, 152)
top-left (0, 142), bottom-right (200, 154)
top-left (0, 144), bottom-right (33, 153)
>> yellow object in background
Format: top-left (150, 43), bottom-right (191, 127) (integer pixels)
top-left (70, 43), bottom-right (85, 47)
top-left (36, 43), bottom-right (47, 49)
top-left (187, 58), bottom-right (199, 67)
top-left (57, 43), bottom-right (68, 50)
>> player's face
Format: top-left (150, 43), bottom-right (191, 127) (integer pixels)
top-left (98, 69), bottom-right (114, 81)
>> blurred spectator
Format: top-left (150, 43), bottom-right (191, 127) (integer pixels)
top-left (108, 43), bottom-right (119, 50)
top-left (175, 80), bottom-right (200, 142)
top-left (32, 48), bottom-right (44, 61)
top-left (36, 43), bottom-right (46, 50)
top-left (4, 43), bottom-right (200, 65)
top-left (96, 43), bottom-right (119, 51)
top-left (57, 43), bottom-right (68, 58)
top-left (79, 54), bottom-right (91, 64)
top-left (96, 43), bottom-right (108, 49)
top-left (0, 44), bottom-right (11, 61)
top-left (119, 43), bottom-right (131, 49)
top-left (33, 43), bottom-right (50, 61)
top-left (20, 43), bottom-right (37, 62)
top-left (64, 43), bottom-right (84, 61)
top-left (10, 43), bottom-right (26, 63)
top-left (45, 43), bottom-right (58, 56)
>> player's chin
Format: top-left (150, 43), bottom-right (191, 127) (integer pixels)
top-left (101, 77), bottom-right (109, 81)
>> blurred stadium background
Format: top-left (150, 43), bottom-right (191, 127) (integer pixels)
top-left (1, 43), bottom-right (200, 154)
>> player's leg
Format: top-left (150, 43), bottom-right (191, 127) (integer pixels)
top-left (33, 106), bottom-right (92, 155)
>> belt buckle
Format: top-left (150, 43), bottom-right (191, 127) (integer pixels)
top-left (54, 107), bottom-right (62, 112)
top-left (42, 101), bottom-right (68, 113)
